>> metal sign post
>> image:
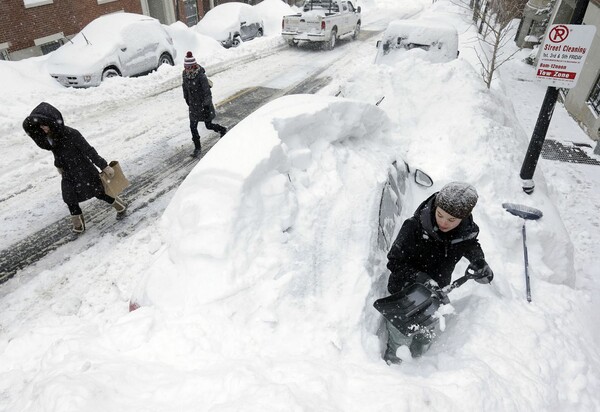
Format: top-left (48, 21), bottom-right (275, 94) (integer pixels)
top-left (518, 0), bottom-right (592, 194)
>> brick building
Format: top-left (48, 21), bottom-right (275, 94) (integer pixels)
top-left (0, 0), bottom-right (207, 61)
top-left (1, 0), bottom-right (299, 61)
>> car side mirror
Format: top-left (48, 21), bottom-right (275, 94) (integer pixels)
top-left (414, 170), bottom-right (433, 187)
top-left (357, 6), bottom-right (361, 13)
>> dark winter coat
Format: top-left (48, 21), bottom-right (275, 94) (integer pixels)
top-left (182, 66), bottom-right (216, 123)
top-left (22, 102), bottom-right (109, 204)
top-left (386, 192), bottom-right (485, 293)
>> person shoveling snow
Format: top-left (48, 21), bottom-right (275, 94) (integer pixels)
top-left (376, 182), bottom-right (494, 364)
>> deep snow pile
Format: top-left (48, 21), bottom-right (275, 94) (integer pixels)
top-left (0, 0), bottom-right (599, 411)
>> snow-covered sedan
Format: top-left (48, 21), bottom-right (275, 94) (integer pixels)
top-left (47, 13), bottom-right (176, 88)
top-left (128, 94), bottom-right (432, 311)
top-left (194, 2), bottom-right (264, 48)
top-left (375, 19), bottom-right (459, 64)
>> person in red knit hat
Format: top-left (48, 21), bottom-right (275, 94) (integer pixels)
top-left (182, 51), bottom-right (227, 158)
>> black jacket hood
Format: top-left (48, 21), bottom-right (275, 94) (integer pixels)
top-left (23, 102), bottom-right (65, 139)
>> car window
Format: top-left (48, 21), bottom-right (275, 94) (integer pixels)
top-left (120, 23), bottom-right (149, 49)
top-left (347, 2), bottom-right (355, 12)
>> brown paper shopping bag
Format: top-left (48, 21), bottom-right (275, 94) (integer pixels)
top-left (100, 160), bottom-right (130, 198)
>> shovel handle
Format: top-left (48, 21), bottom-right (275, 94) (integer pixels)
top-left (442, 274), bottom-right (470, 293)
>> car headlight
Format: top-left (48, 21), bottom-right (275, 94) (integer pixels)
top-left (83, 75), bottom-right (92, 83)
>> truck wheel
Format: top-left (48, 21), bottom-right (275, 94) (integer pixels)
top-left (327, 28), bottom-right (337, 50)
top-left (288, 40), bottom-right (298, 47)
top-left (352, 22), bottom-right (361, 40)
top-left (232, 35), bottom-right (242, 47)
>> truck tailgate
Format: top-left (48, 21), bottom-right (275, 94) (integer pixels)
top-left (283, 16), bottom-right (301, 32)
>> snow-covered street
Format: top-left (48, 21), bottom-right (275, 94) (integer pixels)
top-left (0, 0), bottom-right (599, 410)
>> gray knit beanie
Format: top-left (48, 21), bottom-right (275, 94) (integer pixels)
top-left (434, 182), bottom-right (478, 219)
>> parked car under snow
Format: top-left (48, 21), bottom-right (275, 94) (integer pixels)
top-left (194, 2), bottom-right (264, 48)
top-left (375, 19), bottom-right (459, 64)
top-left (47, 13), bottom-right (176, 88)
top-left (128, 94), bottom-right (432, 311)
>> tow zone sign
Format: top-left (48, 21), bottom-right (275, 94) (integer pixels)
top-left (536, 24), bottom-right (596, 88)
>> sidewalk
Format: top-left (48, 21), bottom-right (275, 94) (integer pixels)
top-left (500, 49), bottom-right (600, 294)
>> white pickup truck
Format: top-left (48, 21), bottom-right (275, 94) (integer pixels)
top-left (282, 0), bottom-right (362, 49)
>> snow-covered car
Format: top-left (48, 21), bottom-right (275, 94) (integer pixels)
top-left (128, 94), bottom-right (432, 311)
top-left (375, 19), bottom-right (459, 64)
top-left (47, 13), bottom-right (176, 88)
top-left (195, 2), bottom-right (264, 48)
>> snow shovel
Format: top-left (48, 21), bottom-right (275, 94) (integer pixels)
top-left (502, 203), bottom-right (543, 303)
top-left (373, 272), bottom-right (471, 336)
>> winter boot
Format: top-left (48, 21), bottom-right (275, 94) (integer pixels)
top-left (409, 330), bottom-right (433, 358)
top-left (218, 125), bottom-right (228, 138)
top-left (112, 196), bottom-right (127, 219)
top-left (383, 346), bottom-right (402, 365)
top-left (190, 139), bottom-right (202, 158)
top-left (71, 214), bottom-right (85, 234)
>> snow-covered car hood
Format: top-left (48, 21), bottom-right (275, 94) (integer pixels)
top-left (47, 42), bottom-right (114, 75)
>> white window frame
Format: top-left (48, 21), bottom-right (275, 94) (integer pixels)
top-left (98, 0), bottom-right (118, 4)
top-left (23, 0), bottom-right (53, 9)
top-left (34, 32), bottom-right (64, 46)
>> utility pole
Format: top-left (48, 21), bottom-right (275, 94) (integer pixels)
top-left (519, 0), bottom-right (591, 194)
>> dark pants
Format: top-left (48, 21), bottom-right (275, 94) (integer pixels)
top-left (67, 193), bottom-right (114, 215)
top-left (190, 118), bottom-right (227, 148)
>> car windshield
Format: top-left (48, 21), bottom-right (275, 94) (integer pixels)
top-left (70, 13), bottom-right (151, 45)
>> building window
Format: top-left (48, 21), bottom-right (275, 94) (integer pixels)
top-left (588, 74), bottom-right (600, 115)
top-left (184, 0), bottom-right (199, 26)
top-left (34, 32), bottom-right (64, 55)
top-left (0, 42), bottom-right (9, 61)
top-left (40, 40), bottom-right (62, 55)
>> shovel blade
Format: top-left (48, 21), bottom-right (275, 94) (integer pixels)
top-left (502, 203), bottom-right (543, 220)
top-left (374, 284), bottom-right (443, 336)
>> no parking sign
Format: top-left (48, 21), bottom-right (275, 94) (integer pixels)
top-left (535, 24), bottom-right (596, 88)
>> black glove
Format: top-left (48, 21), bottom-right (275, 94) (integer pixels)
top-left (467, 259), bottom-right (494, 284)
top-left (414, 272), bottom-right (450, 304)
top-left (414, 271), bottom-right (435, 287)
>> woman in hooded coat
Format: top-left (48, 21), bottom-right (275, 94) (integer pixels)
top-left (383, 182), bottom-right (494, 364)
top-left (23, 102), bottom-right (126, 233)
top-left (182, 51), bottom-right (227, 158)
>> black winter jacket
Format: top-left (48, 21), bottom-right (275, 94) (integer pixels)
top-left (182, 66), bottom-right (216, 122)
top-left (386, 192), bottom-right (485, 293)
top-left (23, 102), bottom-right (108, 204)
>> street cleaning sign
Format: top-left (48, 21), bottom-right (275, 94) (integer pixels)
top-left (535, 24), bottom-right (596, 88)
